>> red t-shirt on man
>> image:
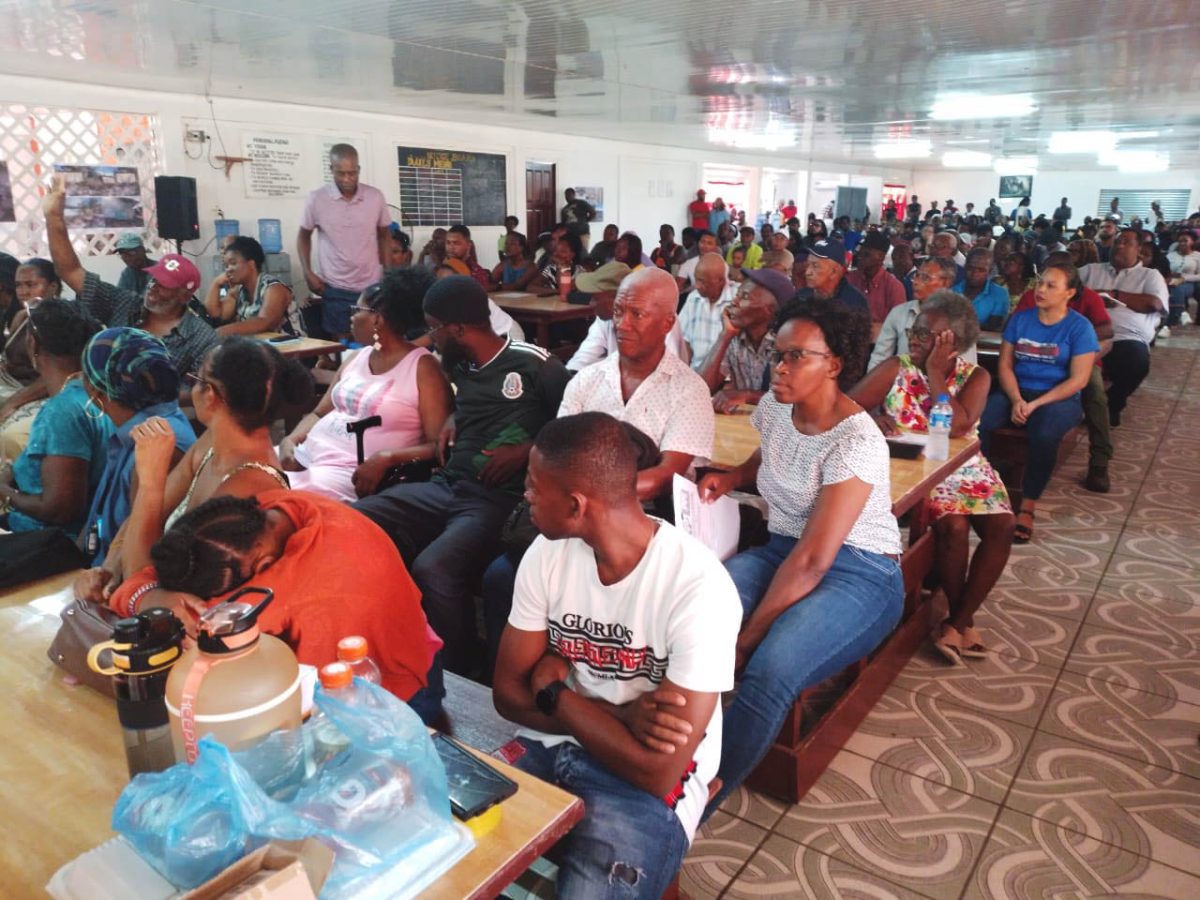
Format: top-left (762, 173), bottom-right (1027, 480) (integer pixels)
top-left (688, 199), bottom-right (712, 231)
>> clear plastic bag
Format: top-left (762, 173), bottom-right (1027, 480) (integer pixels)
top-left (112, 679), bottom-right (462, 894)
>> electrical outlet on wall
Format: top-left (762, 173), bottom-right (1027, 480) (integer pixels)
top-left (185, 128), bottom-right (208, 144)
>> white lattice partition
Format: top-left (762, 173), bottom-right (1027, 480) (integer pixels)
top-left (0, 105), bottom-right (166, 260)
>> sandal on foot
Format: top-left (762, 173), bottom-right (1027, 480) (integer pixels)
top-left (933, 623), bottom-right (966, 666)
top-left (1014, 509), bottom-right (1035, 544)
top-left (960, 626), bottom-right (990, 658)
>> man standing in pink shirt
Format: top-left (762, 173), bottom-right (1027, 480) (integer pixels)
top-left (297, 144), bottom-right (391, 339)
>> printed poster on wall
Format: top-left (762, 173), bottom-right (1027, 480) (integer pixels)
top-left (242, 132), bottom-right (307, 198)
top-left (0, 161), bottom-right (13, 222)
top-left (54, 164), bottom-right (144, 228)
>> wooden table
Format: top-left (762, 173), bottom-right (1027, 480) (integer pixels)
top-left (708, 411), bottom-right (982, 802)
top-left (0, 577), bottom-right (581, 899)
top-left (253, 332), bottom-right (345, 360)
top-left (490, 291), bottom-right (594, 348)
top-left (711, 411), bottom-right (979, 515)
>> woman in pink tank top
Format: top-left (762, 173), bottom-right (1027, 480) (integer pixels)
top-left (281, 270), bottom-right (453, 501)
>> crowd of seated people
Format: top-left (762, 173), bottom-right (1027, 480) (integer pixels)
top-left (4, 156), bottom-right (1198, 896)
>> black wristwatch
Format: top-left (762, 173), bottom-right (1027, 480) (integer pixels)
top-left (535, 679), bottom-right (569, 716)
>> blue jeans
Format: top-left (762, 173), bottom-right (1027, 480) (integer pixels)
top-left (514, 739), bottom-right (689, 899)
top-left (979, 389), bottom-right (1082, 500)
top-left (1168, 282), bottom-right (1193, 326)
top-left (482, 552), bottom-right (519, 680)
top-left (353, 479), bottom-right (518, 672)
top-left (407, 650), bottom-right (445, 725)
top-left (320, 284), bottom-right (361, 336)
top-left (708, 538), bottom-right (903, 813)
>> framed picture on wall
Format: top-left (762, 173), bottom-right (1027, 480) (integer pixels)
top-left (998, 175), bottom-right (1032, 199)
top-left (573, 186), bottom-right (604, 221)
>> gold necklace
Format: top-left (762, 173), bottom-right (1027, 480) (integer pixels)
top-left (55, 371), bottom-right (82, 396)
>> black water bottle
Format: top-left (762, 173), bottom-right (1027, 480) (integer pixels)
top-left (89, 608), bottom-right (185, 777)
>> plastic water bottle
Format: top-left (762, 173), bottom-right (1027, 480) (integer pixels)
top-left (309, 661), bottom-right (355, 769)
top-left (558, 265), bottom-right (572, 301)
top-left (927, 394), bottom-right (952, 461)
top-left (337, 635), bottom-right (382, 685)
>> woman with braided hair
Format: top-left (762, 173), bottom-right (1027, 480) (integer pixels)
top-left (108, 489), bottom-right (444, 721)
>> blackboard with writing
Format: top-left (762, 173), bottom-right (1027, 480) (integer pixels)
top-left (396, 146), bottom-right (507, 227)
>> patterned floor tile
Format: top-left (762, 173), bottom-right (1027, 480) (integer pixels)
top-left (1063, 621), bottom-right (1200, 704)
top-left (1039, 670), bottom-right (1200, 779)
top-left (974, 601), bottom-right (1084, 669)
top-left (1115, 505), bottom-right (1200, 571)
top-left (724, 833), bottom-right (932, 899)
top-left (1086, 563), bottom-right (1200, 643)
top-left (773, 749), bottom-right (998, 899)
top-left (964, 808), bottom-right (1200, 899)
top-left (1137, 473), bottom-right (1200, 511)
top-left (841, 685), bottom-right (1032, 803)
top-left (892, 641), bottom-right (1061, 729)
top-left (678, 811), bottom-right (768, 900)
top-left (993, 543), bottom-right (1107, 595)
top-left (717, 784), bottom-right (789, 831)
top-left (1021, 489), bottom-right (1136, 533)
top-left (987, 583), bottom-right (1096, 623)
top-left (1006, 731), bottom-right (1200, 874)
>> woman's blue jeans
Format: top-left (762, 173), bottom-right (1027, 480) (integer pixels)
top-left (707, 537), bottom-right (903, 813)
top-left (979, 389), bottom-right (1082, 500)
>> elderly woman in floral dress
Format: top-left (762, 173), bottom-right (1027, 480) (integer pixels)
top-left (850, 290), bottom-right (1015, 663)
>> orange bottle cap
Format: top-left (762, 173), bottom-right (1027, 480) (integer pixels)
top-left (319, 661), bottom-right (353, 689)
top-left (337, 635), bottom-right (369, 661)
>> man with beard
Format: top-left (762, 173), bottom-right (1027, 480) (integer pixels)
top-left (354, 275), bottom-right (569, 673)
top-left (42, 175), bottom-right (217, 387)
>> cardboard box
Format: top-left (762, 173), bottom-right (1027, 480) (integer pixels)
top-left (182, 839), bottom-right (334, 900)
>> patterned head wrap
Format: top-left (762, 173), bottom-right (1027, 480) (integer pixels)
top-left (83, 327), bottom-right (180, 410)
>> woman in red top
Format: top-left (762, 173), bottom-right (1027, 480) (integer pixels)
top-left (111, 449), bottom-right (443, 719)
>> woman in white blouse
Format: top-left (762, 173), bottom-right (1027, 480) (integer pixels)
top-left (699, 298), bottom-right (904, 809)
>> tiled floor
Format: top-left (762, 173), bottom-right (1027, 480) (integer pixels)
top-left (681, 332), bottom-right (1200, 899)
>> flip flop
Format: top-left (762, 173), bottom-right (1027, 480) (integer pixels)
top-left (933, 622), bottom-right (966, 666)
top-left (1014, 509), bottom-right (1035, 544)
top-left (960, 626), bottom-right (990, 659)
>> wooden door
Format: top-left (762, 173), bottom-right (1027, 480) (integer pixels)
top-left (525, 162), bottom-right (556, 239)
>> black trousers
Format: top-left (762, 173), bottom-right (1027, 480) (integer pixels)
top-left (1105, 340), bottom-right (1151, 416)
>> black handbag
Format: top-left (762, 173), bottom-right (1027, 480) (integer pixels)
top-left (0, 528), bottom-right (88, 590)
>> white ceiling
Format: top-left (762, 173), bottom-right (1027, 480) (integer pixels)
top-left (0, 0), bottom-right (1197, 170)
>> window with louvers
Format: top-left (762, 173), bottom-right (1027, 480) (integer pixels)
top-left (1096, 189), bottom-right (1191, 222)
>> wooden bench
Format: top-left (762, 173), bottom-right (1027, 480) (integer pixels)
top-left (986, 423), bottom-right (1085, 508)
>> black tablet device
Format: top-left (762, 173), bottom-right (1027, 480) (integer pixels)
top-left (432, 733), bottom-right (519, 820)
top-left (886, 438), bottom-right (925, 460)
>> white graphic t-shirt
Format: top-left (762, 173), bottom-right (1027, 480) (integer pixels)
top-left (509, 521), bottom-right (741, 843)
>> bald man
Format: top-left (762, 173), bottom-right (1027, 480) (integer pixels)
top-left (679, 252), bottom-right (737, 368)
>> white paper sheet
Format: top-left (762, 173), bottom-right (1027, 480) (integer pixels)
top-left (672, 474), bottom-right (740, 561)
top-left (886, 433), bottom-right (928, 446)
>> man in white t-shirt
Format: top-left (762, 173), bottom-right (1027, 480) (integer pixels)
top-left (493, 412), bottom-right (741, 897)
top-left (1080, 230), bottom-right (1169, 425)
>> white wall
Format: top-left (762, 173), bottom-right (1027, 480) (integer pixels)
top-left (1, 74), bottom-right (908, 289)
top-left (911, 168), bottom-right (1200, 225)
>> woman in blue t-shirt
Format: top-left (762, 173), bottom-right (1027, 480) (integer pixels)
top-left (0, 299), bottom-right (110, 535)
top-left (979, 261), bottom-right (1098, 542)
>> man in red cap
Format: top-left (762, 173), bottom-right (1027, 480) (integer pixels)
top-left (42, 175), bottom-right (218, 381)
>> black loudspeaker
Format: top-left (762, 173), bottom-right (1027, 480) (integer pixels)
top-left (154, 175), bottom-right (200, 242)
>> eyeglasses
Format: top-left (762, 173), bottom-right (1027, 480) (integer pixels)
top-left (905, 327), bottom-right (933, 341)
top-left (352, 304), bottom-right (377, 313)
top-left (913, 271), bottom-right (940, 282)
top-left (184, 371), bottom-right (217, 392)
top-left (770, 347), bottom-right (834, 366)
